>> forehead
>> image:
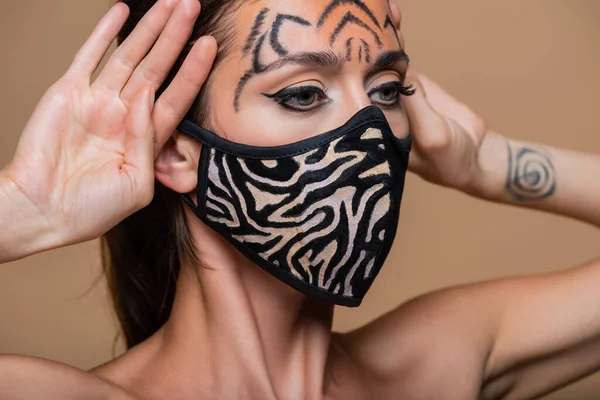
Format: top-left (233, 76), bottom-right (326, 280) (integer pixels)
top-left (236, 0), bottom-right (399, 53)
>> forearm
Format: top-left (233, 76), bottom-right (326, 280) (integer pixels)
top-left (0, 172), bottom-right (56, 263)
top-left (467, 131), bottom-right (600, 227)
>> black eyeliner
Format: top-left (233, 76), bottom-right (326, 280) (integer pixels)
top-left (261, 85), bottom-right (330, 113)
top-left (262, 85), bottom-right (322, 98)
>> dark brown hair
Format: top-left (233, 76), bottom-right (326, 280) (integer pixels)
top-left (101, 0), bottom-right (243, 349)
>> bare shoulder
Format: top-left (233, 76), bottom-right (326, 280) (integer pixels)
top-left (0, 354), bottom-right (140, 400)
top-left (336, 281), bottom-right (507, 397)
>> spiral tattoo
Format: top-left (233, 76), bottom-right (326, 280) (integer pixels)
top-left (506, 144), bottom-right (556, 202)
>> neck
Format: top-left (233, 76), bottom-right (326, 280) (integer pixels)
top-left (156, 224), bottom-right (336, 400)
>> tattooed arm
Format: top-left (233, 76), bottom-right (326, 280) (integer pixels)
top-left (469, 131), bottom-right (600, 227)
top-left (401, 71), bottom-right (600, 228)
top-left (384, 0), bottom-right (599, 226)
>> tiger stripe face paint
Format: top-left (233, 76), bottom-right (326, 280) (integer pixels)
top-left (232, 0), bottom-right (406, 111)
top-left (177, 106), bottom-right (411, 306)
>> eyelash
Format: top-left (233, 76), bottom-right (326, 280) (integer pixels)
top-left (263, 81), bottom-right (416, 113)
top-left (367, 81), bottom-right (416, 109)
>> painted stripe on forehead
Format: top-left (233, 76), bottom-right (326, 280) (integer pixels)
top-left (360, 38), bottom-right (371, 63)
top-left (345, 38), bottom-right (353, 61)
top-left (317, 0), bottom-right (382, 30)
top-left (383, 15), bottom-right (401, 48)
top-left (233, 5), bottom-right (406, 112)
top-left (243, 8), bottom-right (270, 56)
top-left (253, 32), bottom-right (268, 72)
top-left (329, 12), bottom-right (382, 48)
top-left (270, 14), bottom-right (312, 56)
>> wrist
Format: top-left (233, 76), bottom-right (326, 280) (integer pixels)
top-left (0, 170), bottom-right (60, 262)
top-left (463, 131), bottom-right (510, 202)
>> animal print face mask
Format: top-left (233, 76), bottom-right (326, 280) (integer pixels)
top-left (176, 106), bottom-right (411, 306)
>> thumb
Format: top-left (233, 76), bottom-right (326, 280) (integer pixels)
top-left (402, 68), bottom-right (449, 149)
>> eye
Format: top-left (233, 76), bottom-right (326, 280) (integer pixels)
top-left (368, 81), bottom-right (415, 108)
top-left (376, 86), bottom-right (398, 104)
top-left (294, 90), bottom-right (318, 106)
top-left (262, 85), bottom-right (330, 113)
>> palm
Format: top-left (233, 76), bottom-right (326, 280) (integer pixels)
top-left (4, 0), bottom-right (216, 246)
top-left (8, 71), bottom-right (145, 242)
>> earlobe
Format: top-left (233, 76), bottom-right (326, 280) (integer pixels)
top-left (154, 133), bottom-right (200, 194)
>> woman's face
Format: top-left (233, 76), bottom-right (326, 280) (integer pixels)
top-left (206, 0), bottom-right (410, 145)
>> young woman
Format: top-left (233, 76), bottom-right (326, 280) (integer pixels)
top-left (1, 0), bottom-right (599, 399)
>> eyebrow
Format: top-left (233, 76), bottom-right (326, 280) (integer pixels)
top-left (373, 50), bottom-right (410, 68)
top-left (261, 50), bottom-right (346, 73)
top-left (262, 49), bottom-right (408, 74)
top-left (363, 50), bottom-right (410, 83)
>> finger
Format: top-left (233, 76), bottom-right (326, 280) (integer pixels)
top-left (152, 36), bottom-right (217, 156)
top-left (418, 72), bottom-right (487, 139)
top-left (388, 1), bottom-right (405, 49)
top-left (93, 0), bottom-right (179, 95)
top-left (121, 0), bottom-right (200, 102)
top-left (123, 84), bottom-right (156, 208)
top-left (401, 67), bottom-right (449, 149)
top-left (67, 3), bottom-right (130, 78)
top-left (389, 0), bottom-right (402, 29)
top-left (418, 73), bottom-right (469, 118)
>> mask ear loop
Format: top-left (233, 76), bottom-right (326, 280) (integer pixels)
top-left (395, 133), bottom-right (412, 153)
top-left (181, 190), bottom-right (199, 216)
top-left (181, 144), bottom-right (211, 218)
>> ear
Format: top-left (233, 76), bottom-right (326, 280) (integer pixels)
top-left (154, 132), bottom-right (200, 194)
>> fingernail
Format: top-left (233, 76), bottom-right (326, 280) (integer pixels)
top-left (201, 35), bottom-right (216, 46)
top-left (197, 35), bottom-right (217, 53)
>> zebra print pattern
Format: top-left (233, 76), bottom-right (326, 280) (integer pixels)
top-left (203, 127), bottom-right (395, 299)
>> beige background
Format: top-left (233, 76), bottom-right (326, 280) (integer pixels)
top-left (1, 1), bottom-right (599, 398)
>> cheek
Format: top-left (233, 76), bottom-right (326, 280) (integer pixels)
top-left (222, 105), bottom-right (329, 146)
top-left (212, 99), bottom-right (362, 147)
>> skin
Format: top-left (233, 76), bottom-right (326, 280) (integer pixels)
top-left (1, 0), bottom-right (600, 399)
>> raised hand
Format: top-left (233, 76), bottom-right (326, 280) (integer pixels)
top-left (1, 0), bottom-right (216, 256)
top-left (388, 0), bottom-right (487, 189)
top-left (402, 70), bottom-right (487, 189)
